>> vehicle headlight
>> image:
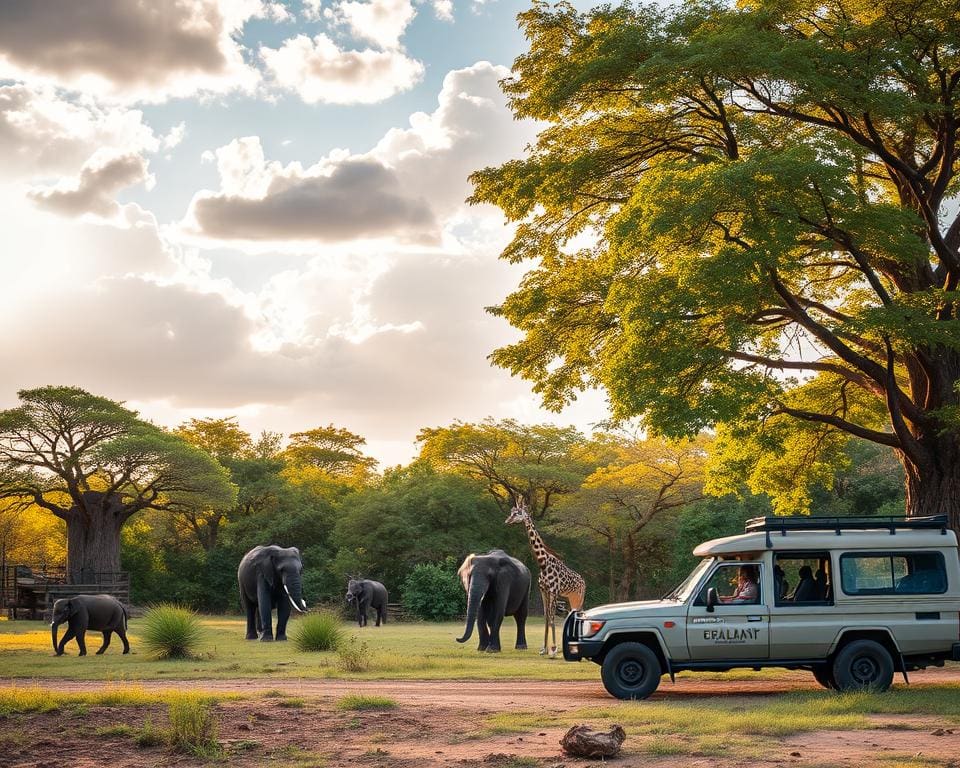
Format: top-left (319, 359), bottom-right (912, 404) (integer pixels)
top-left (581, 620), bottom-right (606, 638)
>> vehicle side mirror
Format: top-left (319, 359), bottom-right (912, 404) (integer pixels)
top-left (706, 587), bottom-right (719, 613)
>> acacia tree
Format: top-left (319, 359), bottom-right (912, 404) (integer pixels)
top-left (555, 434), bottom-right (707, 600)
top-left (416, 418), bottom-right (600, 516)
top-left (472, 0), bottom-right (960, 527)
top-left (0, 387), bottom-right (235, 582)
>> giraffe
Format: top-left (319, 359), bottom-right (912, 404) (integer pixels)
top-left (505, 499), bottom-right (585, 657)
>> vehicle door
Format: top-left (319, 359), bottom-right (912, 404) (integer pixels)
top-left (686, 561), bottom-right (770, 660)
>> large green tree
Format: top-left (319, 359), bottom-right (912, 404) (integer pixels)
top-left (472, 0), bottom-right (960, 527)
top-left (417, 418), bottom-right (599, 515)
top-left (0, 387), bottom-right (235, 583)
top-left (554, 434), bottom-right (707, 600)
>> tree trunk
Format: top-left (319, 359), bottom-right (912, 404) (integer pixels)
top-left (64, 492), bottom-right (126, 584)
top-left (902, 435), bottom-right (960, 533)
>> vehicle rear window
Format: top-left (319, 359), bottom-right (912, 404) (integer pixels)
top-left (839, 552), bottom-right (947, 595)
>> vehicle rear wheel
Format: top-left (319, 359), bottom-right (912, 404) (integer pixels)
top-left (600, 642), bottom-right (662, 700)
top-left (831, 640), bottom-right (894, 692)
top-left (812, 665), bottom-right (836, 689)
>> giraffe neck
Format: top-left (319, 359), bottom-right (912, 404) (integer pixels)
top-left (523, 516), bottom-right (550, 569)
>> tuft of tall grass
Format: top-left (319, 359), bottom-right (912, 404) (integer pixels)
top-left (336, 637), bottom-right (370, 672)
top-left (140, 605), bottom-right (204, 660)
top-left (292, 612), bottom-right (343, 652)
top-left (336, 694), bottom-right (398, 711)
top-left (166, 693), bottom-right (221, 757)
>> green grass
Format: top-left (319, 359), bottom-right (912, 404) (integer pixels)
top-left (0, 684), bottom-right (224, 715)
top-left (485, 685), bottom-right (960, 741)
top-left (166, 693), bottom-right (221, 757)
top-left (336, 694), bottom-right (398, 711)
top-left (292, 612), bottom-right (343, 652)
top-left (0, 616), bottom-right (607, 680)
top-left (140, 605), bottom-right (205, 660)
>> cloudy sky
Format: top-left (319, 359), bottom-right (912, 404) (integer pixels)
top-left (0, 0), bottom-right (609, 467)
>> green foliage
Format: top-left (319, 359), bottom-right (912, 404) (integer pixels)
top-left (333, 463), bottom-right (509, 593)
top-left (417, 419), bottom-right (598, 514)
top-left (471, 0), bottom-right (960, 518)
top-left (134, 718), bottom-right (165, 748)
top-left (0, 386), bottom-right (236, 579)
top-left (166, 694), bottom-right (220, 757)
top-left (292, 612), bottom-right (344, 652)
top-left (335, 694), bottom-right (397, 711)
top-left (336, 637), bottom-right (370, 672)
top-left (140, 605), bottom-right (205, 659)
top-left (401, 558), bottom-right (465, 621)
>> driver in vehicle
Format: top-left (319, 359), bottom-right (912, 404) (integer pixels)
top-left (720, 565), bottom-right (759, 604)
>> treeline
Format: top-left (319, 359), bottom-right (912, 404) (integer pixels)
top-left (0, 406), bottom-right (905, 615)
top-left (119, 419), bottom-right (906, 613)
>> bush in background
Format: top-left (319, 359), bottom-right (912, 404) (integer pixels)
top-left (140, 604), bottom-right (204, 659)
top-left (401, 558), bottom-right (465, 621)
top-left (292, 611), bottom-right (343, 652)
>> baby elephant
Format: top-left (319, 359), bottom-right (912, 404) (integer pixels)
top-left (51, 594), bottom-right (129, 656)
top-left (345, 578), bottom-right (388, 627)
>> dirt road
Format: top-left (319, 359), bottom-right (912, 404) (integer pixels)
top-left (17, 665), bottom-right (960, 708)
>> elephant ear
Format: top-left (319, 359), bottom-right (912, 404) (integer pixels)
top-left (258, 550), bottom-right (277, 589)
top-left (67, 599), bottom-right (81, 617)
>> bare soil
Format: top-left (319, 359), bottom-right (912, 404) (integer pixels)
top-left (4, 669), bottom-right (960, 767)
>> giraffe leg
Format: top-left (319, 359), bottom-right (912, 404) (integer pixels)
top-left (539, 588), bottom-right (552, 655)
top-left (548, 600), bottom-right (558, 658)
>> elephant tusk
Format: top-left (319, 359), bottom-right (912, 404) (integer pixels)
top-left (284, 584), bottom-right (306, 613)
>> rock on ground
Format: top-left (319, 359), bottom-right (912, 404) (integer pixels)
top-left (560, 723), bottom-right (626, 758)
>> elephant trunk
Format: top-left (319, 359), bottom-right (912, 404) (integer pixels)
top-left (282, 573), bottom-right (307, 613)
top-left (51, 620), bottom-right (60, 653)
top-left (456, 576), bottom-right (486, 644)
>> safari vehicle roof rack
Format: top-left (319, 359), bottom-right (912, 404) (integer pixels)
top-left (745, 515), bottom-right (949, 546)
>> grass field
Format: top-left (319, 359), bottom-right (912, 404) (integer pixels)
top-left (0, 616), bottom-right (607, 681)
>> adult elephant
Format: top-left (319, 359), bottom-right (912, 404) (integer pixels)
top-left (456, 549), bottom-right (530, 653)
top-left (238, 545), bottom-right (307, 641)
top-left (51, 594), bottom-right (129, 656)
top-left (345, 578), bottom-right (388, 627)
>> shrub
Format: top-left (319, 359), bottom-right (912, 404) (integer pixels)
top-left (292, 611), bottom-right (343, 652)
top-left (167, 694), bottom-right (220, 757)
top-left (140, 604), bottom-right (204, 659)
top-left (401, 558), bottom-right (465, 621)
top-left (135, 717), bottom-right (165, 748)
top-left (336, 694), bottom-right (397, 711)
top-left (337, 637), bottom-right (370, 672)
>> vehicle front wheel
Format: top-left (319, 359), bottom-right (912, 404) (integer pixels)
top-left (812, 665), bottom-right (836, 689)
top-left (600, 642), bottom-right (662, 700)
top-left (831, 640), bottom-right (894, 692)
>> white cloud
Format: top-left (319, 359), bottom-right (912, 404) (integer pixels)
top-left (260, 33), bottom-right (423, 104)
top-left (0, 0), bottom-right (263, 102)
top-left (184, 136), bottom-right (437, 245)
top-left (0, 85), bottom-right (161, 180)
top-left (431, 0), bottom-right (454, 22)
top-left (28, 151), bottom-right (153, 220)
top-left (183, 62), bottom-right (532, 248)
top-left (330, 0), bottom-right (416, 49)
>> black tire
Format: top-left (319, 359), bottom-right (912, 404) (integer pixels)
top-left (600, 642), bottom-right (662, 700)
top-left (831, 639), bottom-right (894, 692)
top-left (812, 665), bottom-right (837, 689)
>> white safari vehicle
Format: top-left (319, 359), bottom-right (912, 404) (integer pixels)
top-left (562, 515), bottom-right (960, 699)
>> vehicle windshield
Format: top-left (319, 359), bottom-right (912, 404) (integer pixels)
top-left (662, 557), bottom-right (714, 602)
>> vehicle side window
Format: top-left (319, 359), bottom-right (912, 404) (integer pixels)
top-left (839, 552), bottom-right (947, 596)
top-left (773, 552), bottom-right (833, 605)
top-left (695, 563), bottom-right (761, 606)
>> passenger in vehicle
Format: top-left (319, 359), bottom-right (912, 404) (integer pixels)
top-left (774, 565), bottom-right (789, 600)
top-left (722, 566), bottom-right (759, 604)
top-left (814, 567), bottom-right (828, 600)
top-left (791, 565), bottom-right (819, 602)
